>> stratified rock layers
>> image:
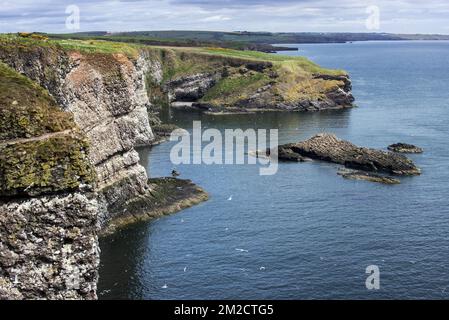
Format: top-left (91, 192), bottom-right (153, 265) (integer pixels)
top-left (0, 45), bottom-right (157, 227)
top-left (0, 63), bottom-right (99, 299)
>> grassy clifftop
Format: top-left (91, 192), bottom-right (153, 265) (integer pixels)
top-left (0, 34), bottom-right (351, 113)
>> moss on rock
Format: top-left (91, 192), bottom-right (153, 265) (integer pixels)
top-left (0, 133), bottom-right (96, 197)
top-left (0, 62), bottom-right (74, 141)
top-left (0, 62), bottom-right (96, 197)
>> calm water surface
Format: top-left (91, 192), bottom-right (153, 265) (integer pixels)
top-left (99, 41), bottom-right (449, 299)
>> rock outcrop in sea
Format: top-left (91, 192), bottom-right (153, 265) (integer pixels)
top-left (278, 133), bottom-right (421, 176)
top-left (337, 169), bottom-right (401, 184)
top-left (388, 143), bottom-right (423, 154)
top-left (277, 133), bottom-right (421, 184)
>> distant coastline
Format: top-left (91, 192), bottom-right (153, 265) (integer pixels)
top-left (44, 30), bottom-right (449, 53)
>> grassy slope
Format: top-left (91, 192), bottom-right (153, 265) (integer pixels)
top-left (0, 61), bottom-right (74, 140)
top-left (0, 35), bottom-right (342, 73)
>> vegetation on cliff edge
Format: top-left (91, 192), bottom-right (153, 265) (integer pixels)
top-left (0, 34), bottom-right (349, 111)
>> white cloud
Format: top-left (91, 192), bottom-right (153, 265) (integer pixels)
top-left (0, 0), bottom-right (448, 34)
top-left (200, 15), bottom-right (232, 22)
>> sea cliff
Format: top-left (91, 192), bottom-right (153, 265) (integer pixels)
top-left (0, 35), bottom-right (353, 299)
top-left (0, 62), bottom-right (98, 299)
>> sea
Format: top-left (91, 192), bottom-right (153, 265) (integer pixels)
top-left (98, 41), bottom-right (449, 299)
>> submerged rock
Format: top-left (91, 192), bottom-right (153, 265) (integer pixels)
top-left (278, 133), bottom-right (421, 175)
top-left (388, 143), bottom-right (423, 154)
top-left (337, 169), bottom-right (401, 184)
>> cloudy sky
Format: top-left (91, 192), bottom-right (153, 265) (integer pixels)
top-left (1, 0), bottom-right (449, 34)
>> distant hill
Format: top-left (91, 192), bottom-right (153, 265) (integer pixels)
top-left (47, 31), bottom-right (449, 53)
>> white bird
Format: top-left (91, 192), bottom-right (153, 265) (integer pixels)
top-left (162, 284), bottom-right (168, 289)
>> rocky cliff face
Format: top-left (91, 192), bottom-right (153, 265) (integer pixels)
top-left (0, 62), bottom-right (99, 299)
top-left (0, 40), bottom-right (210, 299)
top-left (0, 43), bottom-right (160, 227)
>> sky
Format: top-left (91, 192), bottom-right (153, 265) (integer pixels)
top-left (1, 0), bottom-right (449, 34)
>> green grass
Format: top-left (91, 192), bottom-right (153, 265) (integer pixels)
top-left (201, 73), bottom-right (269, 104)
top-left (56, 39), bottom-right (141, 58)
top-left (195, 47), bottom-right (345, 75)
top-left (0, 34), bottom-right (142, 58)
top-left (0, 34), bottom-right (344, 75)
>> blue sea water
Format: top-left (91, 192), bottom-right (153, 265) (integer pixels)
top-left (98, 41), bottom-right (449, 299)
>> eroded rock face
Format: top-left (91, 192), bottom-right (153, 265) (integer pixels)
top-left (278, 133), bottom-right (421, 175)
top-left (165, 72), bottom-right (221, 102)
top-left (0, 193), bottom-right (99, 300)
top-left (61, 52), bottom-right (157, 225)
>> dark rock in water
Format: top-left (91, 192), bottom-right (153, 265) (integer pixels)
top-left (278, 133), bottom-right (421, 175)
top-left (388, 143), bottom-right (423, 153)
top-left (337, 169), bottom-right (401, 184)
top-left (278, 144), bottom-right (310, 162)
